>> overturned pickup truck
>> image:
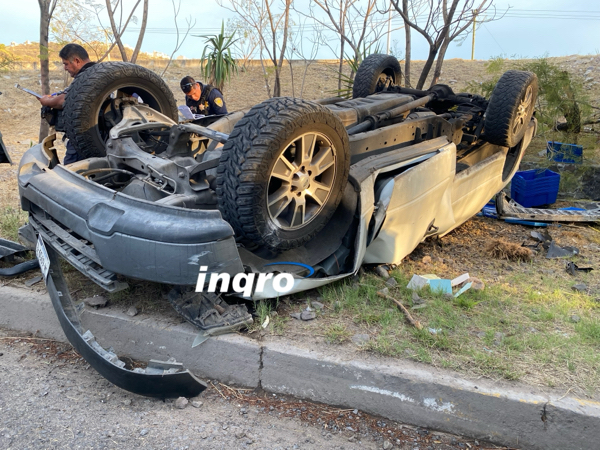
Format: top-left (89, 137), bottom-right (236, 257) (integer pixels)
top-left (18, 55), bottom-right (538, 397)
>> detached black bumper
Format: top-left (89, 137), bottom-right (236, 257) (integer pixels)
top-left (18, 141), bottom-right (243, 288)
top-left (44, 243), bottom-right (206, 398)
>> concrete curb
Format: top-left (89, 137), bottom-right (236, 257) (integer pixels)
top-left (1, 285), bottom-right (599, 450)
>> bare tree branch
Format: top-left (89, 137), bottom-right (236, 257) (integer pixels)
top-left (161, 0), bottom-right (196, 76)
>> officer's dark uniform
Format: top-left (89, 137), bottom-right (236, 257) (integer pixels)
top-left (185, 82), bottom-right (228, 116)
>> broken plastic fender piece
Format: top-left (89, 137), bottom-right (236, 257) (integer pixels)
top-left (407, 274), bottom-right (440, 290)
top-left (546, 242), bottom-right (579, 259)
top-left (0, 237), bottom-right (40, 277)
top-left (44, 243), bottom-right (207, 398)
top-left (192, 332), bottom-right (210, 348)
top-left (454, 282), bottom-right (473, 298)
top-left (566, 261), bottom-right (594, 276)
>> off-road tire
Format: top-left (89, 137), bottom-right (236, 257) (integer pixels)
top-left (63, 62), bottom-right (178, 159)
top-left (484, 70), bottom-right (538, 148)
top-left (352, 54), bottom-right (402, 98)
top-left (216, 97), bottom-right (350, 252)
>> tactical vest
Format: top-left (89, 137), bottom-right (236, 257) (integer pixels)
top-left (198, 83), bottom-right (215, 109)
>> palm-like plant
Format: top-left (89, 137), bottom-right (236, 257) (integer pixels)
top-left (199, 21), bottom-right (238, 92)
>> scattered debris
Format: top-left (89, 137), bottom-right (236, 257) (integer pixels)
top-left (190, 397), bottom-right (203, 408)
top-left (261, 315), bottom-right (270, 329)
top-left (496, 192), bottom-right (600, 222)
top-left (407, 272), bottom-right (475, 297)
top-left (486, 239), bottom-right (532, 261)
top-left (126, 306), bottom-right (138, 317)
top-left (311, 300), bottom-right (324, 310)
top-left (531, 230), bottom-right (552, 244)
top-left (429, 278), bottom-right (452, 294)
top-left (83, 295), bottom-right (108, 308)
top-left (566, 261), bottom-right (594, 275)
top-left (140, 429), bottom-right (149, 436)
top-left (300, 310), bottom-right (316, 321)
top-left (572, 283), bottom-right (588, 292)
top-left (411, 292), bottom-right (426, 305)
top-left (192, 331), bottom-right (210, 348)
top-left (175, 396), bottom-right (189, 409)
top-left (374, 265), bottom-right (390, 279)
top-left (546, 242), bottom-right (579, 259)
top-left (406, 274), bottom-right (439, 290)
top-left (451, 273), bottom-right (470, 287)
top-left (290, 312), bottom-right (302, 320)
top-left (385, 277), bottom-right (398, 288)
top-left (454, 282), bottom-right (473, 297)
top-left (0, 237), bottom-right (40, 277)
top-left (503, 218), bottom-right (549, 227)
top-left (428, 328), bottom-right (442, 335)
top-left (24, 275), bottom-right (43, 287)
top-left (376, 291), bottom-right (423, 330)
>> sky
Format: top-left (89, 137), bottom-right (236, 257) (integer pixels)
top-left (0, 0), bottom-right (598, 61)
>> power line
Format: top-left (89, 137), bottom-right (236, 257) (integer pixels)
top-left (123, 8), bottom-right (600, 35)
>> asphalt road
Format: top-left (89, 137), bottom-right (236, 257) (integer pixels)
top-left (0, 327), bottom-right (506, 450)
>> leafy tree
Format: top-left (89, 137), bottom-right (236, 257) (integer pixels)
top-left (468, 57), bottom-right (593, 138)
top-left (0, 44), bottom-right (16, 72)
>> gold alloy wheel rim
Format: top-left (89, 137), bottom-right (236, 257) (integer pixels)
top-left (512, 85), bottom-right (534, 137)
top-left (266, 132), bottom-right (337, 231)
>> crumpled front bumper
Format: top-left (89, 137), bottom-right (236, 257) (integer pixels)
top-left (18, 136), bottom-right (243, 287)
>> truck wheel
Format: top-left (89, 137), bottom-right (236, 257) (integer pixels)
top-left (353, 54), bottom-right (402, 98)
top-left (63, 62), bottom-right (178, 159)
top-left (484, 70), bottom-right (538, 148)
top-left (216, 97), bottom-right (350, 252)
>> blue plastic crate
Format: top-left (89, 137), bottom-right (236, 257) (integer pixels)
top-left (546, 141), bottom-right (583, 164)
top-left (510, 169), bottom-right (560, 207)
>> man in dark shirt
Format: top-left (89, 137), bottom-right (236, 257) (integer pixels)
top-left (38, 43), bottom-right (95, 165)
top-left (180, 76), bottom-right (228, 116)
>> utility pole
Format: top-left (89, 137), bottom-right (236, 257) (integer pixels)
top-left (471, 9), bottom-right (478, 60)
top-left (387, 1), bottom-right (392, 54)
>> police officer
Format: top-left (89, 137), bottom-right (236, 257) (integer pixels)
top-left (38, 43), bottom-right (95, 165)
top-left (180, 76), bottom-right (228, 116)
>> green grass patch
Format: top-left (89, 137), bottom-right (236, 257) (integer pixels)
top-left (324, 323), bottom-right (351, 344)
top-left (316, 266), bottom-right (600, 396)
top-left (0, 206), bottom-right (28, 241)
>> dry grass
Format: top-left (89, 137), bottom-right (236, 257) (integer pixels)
top-left (486, 239), bottom-right (533, 262)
